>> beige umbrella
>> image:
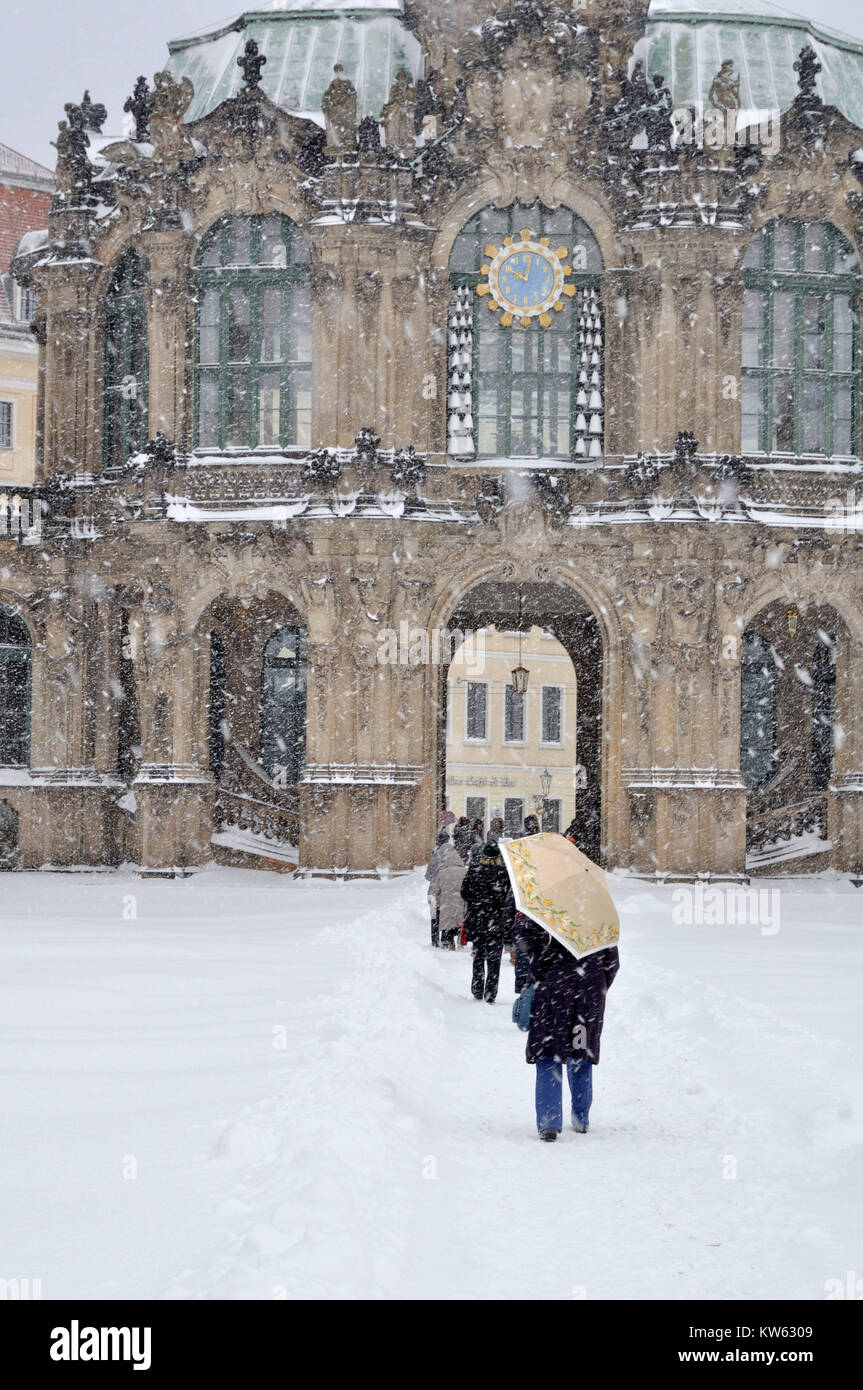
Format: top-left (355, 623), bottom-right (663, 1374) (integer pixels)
top-left (499, 832), bottom-right (619, 960)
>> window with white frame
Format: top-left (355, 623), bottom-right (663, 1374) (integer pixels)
top-left (466, 795), bottom-right (487, 827)
top-left (16, 284), bottom-right (36, 322)
top-left (0, 402), bottom-right (12, 450)
top-left (541, 685), bottom-right (563, 745)
top-left (504, 682), bottom-right (525, 742)
top-left (541, 798), bottom-right (562, 833)
top-left (466, 681), bottom-right (488, 741)
top-left (504, 797), bottom-right (524, 835)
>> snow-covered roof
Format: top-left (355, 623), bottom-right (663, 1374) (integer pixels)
top-left (0, 141), bottom-right (54, 187)
top-left (165, 2), bottom-right (420, 124)
top-left (643, 0), bottom-right (863, 128)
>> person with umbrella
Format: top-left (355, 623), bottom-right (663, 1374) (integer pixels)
top-left (502, 825), bottom-right (620, 1142)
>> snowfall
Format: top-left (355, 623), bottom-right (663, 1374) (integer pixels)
top-left (1, 867), bottom-right (861, 1301)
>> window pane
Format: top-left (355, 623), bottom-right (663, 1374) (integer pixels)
top-left (504, 798), bottom-right (524, 835)
top-left (504, 685), bottom-right (524, 742)
top-left (227, 372), bottom-right (249, 447)
top-left (543, 330), bottom-right (570, 373)
top-left (772, 292), bottom-right (794, 368)
top-left (288, 224), bottom-right (310, 265)
top-left (0, 401), bottom-right (11, 450)
top-left (479, 329), bottom-right (504, 373)
top-left (834, 294), bottom-right (854, 371)
top-left (771, 376), bottom-right (795, 451)
top-left (804, 224), bottom-right (826, 272)
top-left (741, 375), bottom-right (763, 452)
top-left (261, 287), bottom-right (283, 362)
top-left (291, 368), bottom-right (312, 448)
top-left (833, 382), bottom-right (853, 455)
top-left (197, 373), bottom-right (219, 448)
top-left (199, 287), bottom-right (220, 364)
top-left (542, 686), bottom-right (562, 744)
top-left (477, 378), bottom-right (501, 455)
top-left (542, 381), bottom-right (570, 456)
top-left (510, 379), bottom-right (537, 454)
top-left (199, 232), bottom-right (220, 267)
top-left (511, 330), bottom-right (536, 374)
top-left (773, 221), bottom-right (797, 271)
top-left (834, 233), bottom-right (860, 274)
top-left (291, 282), bottom-right (313, 362)
top-left (803, 294), bottom-right (826, 370)
top-left (260, 216), bottom-right (286, 268)
top-left (802, 378), bottom-right (825, 453)
top-left (228, 287), bottom-right (250, 361)
top-left (742, 289), bottom-right (764, 367)
top-left (466, 682), bottom-right (487, 740)
top-left (258, 370), bottom-right (281, 448)
top-left (229, 218), bottom-right (252, 265)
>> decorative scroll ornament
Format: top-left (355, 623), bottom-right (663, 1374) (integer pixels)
top-left (476, 228), bottom-right (576, 328)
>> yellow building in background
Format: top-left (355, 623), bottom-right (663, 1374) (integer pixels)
top-left (446, 627), bottom-right (579, 837)
top-left (1, 143), bottom-right (53, 490)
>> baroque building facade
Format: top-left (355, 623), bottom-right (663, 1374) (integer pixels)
top-left (3, 0), bottom-right (863, 878)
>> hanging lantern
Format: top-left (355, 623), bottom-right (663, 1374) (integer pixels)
top-left (787, 607), bottom-right (799, 639)
top-left (511, 663), bottom-right (530, 694)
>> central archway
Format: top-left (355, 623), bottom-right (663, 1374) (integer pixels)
top-left (437, 579), bottom-right (604, 862)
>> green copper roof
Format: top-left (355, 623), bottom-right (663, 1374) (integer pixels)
top-left (163, 1), bottom-right (863, 133)
top-left (165, 2), bottom-right (421, 124)
top-left (643, 0), bottom-right (863, 128)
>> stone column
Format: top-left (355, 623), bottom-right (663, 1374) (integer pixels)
top-left (36, 261), bottom-right (102, 477)
top-left (829, 631), bottom-right (863, 872)
top-left (138, 230), bottom-right (195, 452)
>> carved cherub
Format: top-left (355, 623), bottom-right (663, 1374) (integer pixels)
top-left (149, 71), bottom-right (196, 169)
top-left (709, 60), bottom-right (740, 112)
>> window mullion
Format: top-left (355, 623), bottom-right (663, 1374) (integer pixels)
top-left (249, 280), bottom-right (260, 450)
top-left (219, 283), bottom-right (229, 450)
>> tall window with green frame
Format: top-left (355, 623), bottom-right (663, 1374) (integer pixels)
top-left (103, 250), bottom-right (148, 471)
top-left (447, 203), bottom-right (604, 459)
top-left (742, 219), bottom-right (860, 457)
top-left (195, 214), bottom-right (312, 450)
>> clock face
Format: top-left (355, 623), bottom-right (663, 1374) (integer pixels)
top-left (477, 229), bottom-right (577, 329)
top-left (497, 247), bottom-right (557, 313)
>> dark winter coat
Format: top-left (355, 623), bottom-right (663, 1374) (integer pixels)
top-left (460, 850), bottom-right (515, 944)
top-left (453, 822), bottom-right (473, 863)
top-left (512, 915), bottom-right (619, 1066)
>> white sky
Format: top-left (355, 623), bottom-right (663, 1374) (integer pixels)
top-left (2, 0), bottom-right (863, 168)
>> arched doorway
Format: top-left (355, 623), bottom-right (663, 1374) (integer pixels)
top-left (438, 580), bottom-right (604, 862)
top-left (197, 595), bottom-right (307, 869)
top-left (742, 600), bottom-right (845, 867)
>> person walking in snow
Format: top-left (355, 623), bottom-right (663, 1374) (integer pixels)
top-left (453, 815), bottom-right (472, 864)
top-left (512, 913), bottom-right (619, 1142)
top-left (425, 830), bottom-right (451, 947)
top-left (431, 838), bottom-right (468, 950)
top-left (460, 839), bottom-right (514, 1003)
top-left (467, 818), bottom-right (486, 866)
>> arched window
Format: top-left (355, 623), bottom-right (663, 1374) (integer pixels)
top-left (103, 250), bottom-right (149, 471)
top-left (742, 220), bottom-right (860, 457)
top-left (260, 627), bottom-right (307, 784)
top-left (448, 203), bottom-right (604, 459)
top-left (740, 631), bottom-right (776, 790)
top-left (811, 635), bottom-right (836, 791)
top-left (0, 608), bottom-right (31, 767)
top-left (195, 215), bottom-right (311, 451)
top-left (208, 630), bottom-right (227, 782)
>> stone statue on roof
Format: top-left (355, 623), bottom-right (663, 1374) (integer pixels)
top-left (709, 60), bottom-right (740, 112)
top-left (382, 69), bottom-right (417, 156)
top-left (149, 71), bottom-right (196, 170)
top-left (322, 64), bottom-right (358, 154)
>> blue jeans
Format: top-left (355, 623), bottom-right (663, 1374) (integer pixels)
top-left (535, 1056), bottom-right (593, 1133)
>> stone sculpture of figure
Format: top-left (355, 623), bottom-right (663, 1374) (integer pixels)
top-left (149, 71), bottom-right (196, 169)
top-left (124, 76), bottom-right (154, 142)
top-left (321, 64), bottom-right (358, 154)
top-left (709, 60), bottom-right (740, 111)
top-left (51, 118), bottom-right (91, 197)
top-left (382, 68), bottom-right (417, 155)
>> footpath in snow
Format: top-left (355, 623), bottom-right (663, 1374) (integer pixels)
top-left (1, 868), bottom-right (861, 1300)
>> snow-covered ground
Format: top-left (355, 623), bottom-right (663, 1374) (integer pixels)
top-left (1, 868), bottom-right (861, 1300)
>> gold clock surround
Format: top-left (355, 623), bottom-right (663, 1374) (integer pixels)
top-left (476, 229), bottom-right (577, 328)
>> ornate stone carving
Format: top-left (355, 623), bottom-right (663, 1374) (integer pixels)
top-left (150, 72), bottom-right (196, 171)
top-left (321, 64), bottom-right (357, 155)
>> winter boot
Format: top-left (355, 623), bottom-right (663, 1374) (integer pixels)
top-left (539, 1129), bottom-right (558, 1142)
top-left (571, 1117), bottom-right (589, 1133)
